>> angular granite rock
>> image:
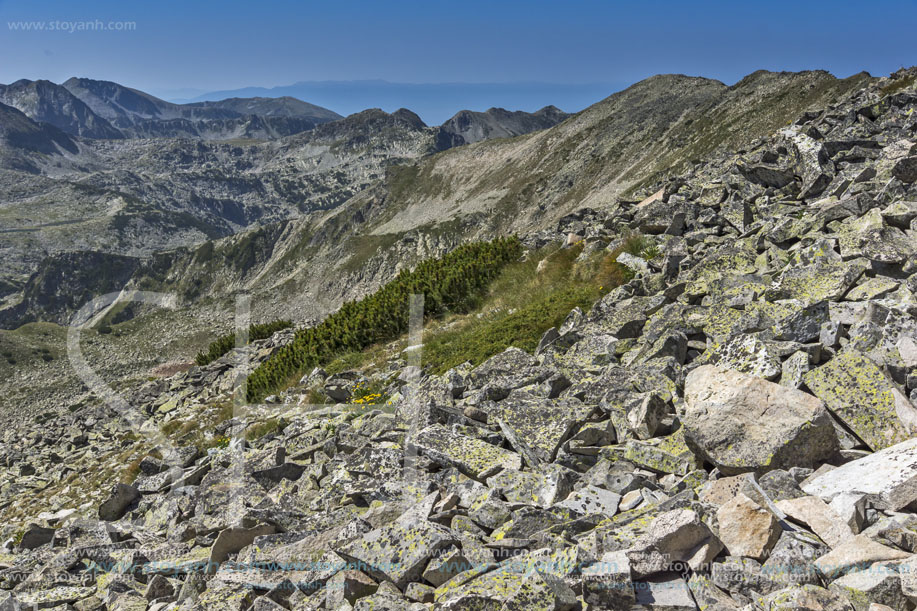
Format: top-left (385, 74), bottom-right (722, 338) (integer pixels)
top-left (716, 493), bottom-right (781, 561)
top-left (804, 349), bottom-right (917, 451)
top-left (683, 365), bottom-right (838, 474)
top-left (335, 519), bottom-right (456, 589)
top-left (801, 437), bottom-right (917, 511)
top-left (491, 396), bottom-right (594, 466)
top-left (411, 425), bottom-right (522, 480)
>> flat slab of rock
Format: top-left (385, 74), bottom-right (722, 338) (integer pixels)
top-left (805, 349), bottom-right (917, 451)
top-left (435, 556), bottom-right (577, 610)
top-left (633, 574), bottom-right (698, 610)
top-left (335, 519), bottom-right (456, 589)
top-left (813, 535), bottom-right (909, 579)
top-left (801, 437), bottom-right (917, 511)
top-left (683, 365), bottom-right (838, 474)
top-left (767, 260), bottom-right (866, 304)
top-left (493, 397), bottom-right (594, 466)
top-left (555, 485), bottom-right (621, 517)
top-left (411, 425), bottom-right (522, 480)
top-left (17, 587), bottom-right (96, 609)
top-left (776, 496), bottom-right (854, 549)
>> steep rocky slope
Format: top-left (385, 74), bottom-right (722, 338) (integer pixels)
top-left (0, 68), bottom-right (916, 610)
top-left (0, 102), bottom-right (79, 171)
top-left (0, 69), bottom-right (890, 425)
top-left (371, 70), bottom-right (873, 238)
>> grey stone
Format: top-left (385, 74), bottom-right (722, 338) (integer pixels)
top-left (683, 365), bottom-right (838, 474)
top-left (98, 483), bottom-right (140, 521)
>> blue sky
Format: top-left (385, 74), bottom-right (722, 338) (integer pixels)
top-left (2, 0), bottom-right (915, 118)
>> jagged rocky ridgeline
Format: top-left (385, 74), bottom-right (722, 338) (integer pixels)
top-left (1, 68), bottom-right (917, 609)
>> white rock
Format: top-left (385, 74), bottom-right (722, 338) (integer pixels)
top-left (802, 437), bottom-right (917, 511)
top-left (828, 492), bottom-right (867, 534)
top-left (813, 534), bottom-right (909, 579)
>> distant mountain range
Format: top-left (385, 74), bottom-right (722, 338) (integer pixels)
top-left (175, 80), bottom-right (622, 124)
top-left (0, 78), bottom-right (343, 141)
top-left (0, 77), bottom-right (573, 145)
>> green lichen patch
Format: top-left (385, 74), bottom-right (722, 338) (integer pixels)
top-left (805, 349), bottom-right (911, 451)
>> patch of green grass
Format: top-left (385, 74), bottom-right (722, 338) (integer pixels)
top-left (424, 284), bottom-right (599, 374)
top-left (422, 238), bottom-right (638, 374)
top-left (244, 418), bottom-right (285, 442)
top-left (246, 237), bottom-right (522, 401)
top-left (881, 74), bottom-right (916, 96)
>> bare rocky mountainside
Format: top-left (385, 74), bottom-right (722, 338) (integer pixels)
top-left (1, 67), bottom-right (917, 609)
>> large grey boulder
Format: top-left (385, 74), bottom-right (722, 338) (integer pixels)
top-left (335, 518), bottom-right (456, 589)
top-left (683, 365), bottom-right (838, 474)
top-left (16, 523), bottom-right (55, 550)
top-left (491, 396), bottom-right (594, 466)
top-left (411, 424), bottom-right (522, 480)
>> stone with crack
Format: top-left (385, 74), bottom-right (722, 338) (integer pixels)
top-left (625, 508), bottom-right (723, 578)
top-left (813, 535), bottom-right (909, 580)
top-left (776, 496), bottom-right (855, 549)
top-left (491, 396), bottom-right (594, 466)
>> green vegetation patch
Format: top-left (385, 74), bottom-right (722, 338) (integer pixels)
top-left (196, 319), bottom-right (293, 366)
top-left (246, 237), bottom-right (523, 401)
top-left (422, 235), bottom-right (644, 373)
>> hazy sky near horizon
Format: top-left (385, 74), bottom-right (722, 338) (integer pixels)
top-left (2, 0), bottom-right (915, 97)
